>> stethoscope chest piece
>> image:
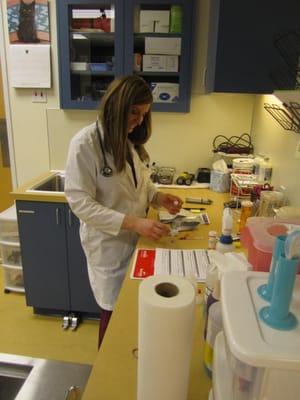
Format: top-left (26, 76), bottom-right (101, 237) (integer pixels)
top-left (101, 165), bottom-right (113, 177)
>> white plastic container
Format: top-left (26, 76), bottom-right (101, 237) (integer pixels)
top-left (0, 205), bottom-right (19, 243)
top-left (216, 271), bottom-right (300, 400)
top-left (0, 241), bottom-right (22, 266)
top-left (232, 158), bottom-right (254, 174)
top-left (3, 266), bottom-right (24, 292)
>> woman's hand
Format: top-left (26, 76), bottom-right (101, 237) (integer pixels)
top-left (122, 215), bottom-right (170, 240)
top-left (158, 193), bottom-right (183, 214)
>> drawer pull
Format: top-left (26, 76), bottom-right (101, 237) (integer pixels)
top-left (68, 209), bottom-right (73, 227)
top-left (18, 210), bottom-right (35, 214)
top-left (56, 208), bottom-right (60, 225)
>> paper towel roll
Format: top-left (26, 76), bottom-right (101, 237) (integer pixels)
top-left (137, 275), bottom-right (196, 400)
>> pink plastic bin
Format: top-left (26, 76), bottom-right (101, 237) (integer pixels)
top-left (240, 217), bottom-right (300, 272)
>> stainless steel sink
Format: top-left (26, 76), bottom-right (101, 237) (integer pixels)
top-left (27, 172), bottom-right (65, 193)
top-left (0, 361), bottom-right (32, 400)
top-left (0, 353), bottom-right (91, 399)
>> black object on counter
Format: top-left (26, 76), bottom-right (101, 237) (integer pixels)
top-left (196, 168), bottom-right (211, 183)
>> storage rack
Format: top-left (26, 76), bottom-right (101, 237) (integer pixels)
top-left (264, 102), bottom-right (300, 133)
top-left (0, 205), bottom-right (24, 293)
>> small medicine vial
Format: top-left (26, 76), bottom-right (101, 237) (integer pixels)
top-left (208, 230), bottom-right (217, 249)
top-left (239, 200), bottom-right (253, 231)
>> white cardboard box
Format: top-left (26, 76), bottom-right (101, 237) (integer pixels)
top-left (151, 82), bottom-right (179, 103)
top-left (145, 37), bottom-right (181, 55)
top-left (142, 55), bottom-right (178, 72)
top-left (140, 10), bottom-right (170, 33)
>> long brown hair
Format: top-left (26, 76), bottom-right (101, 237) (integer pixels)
top-left (99, 75), bottom-right (153, 172)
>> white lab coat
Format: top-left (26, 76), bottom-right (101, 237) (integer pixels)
top-left (65, 122), bottom-right (158, 310)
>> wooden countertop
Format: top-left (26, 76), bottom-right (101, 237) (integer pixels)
top-left (11, 171), bottom-right (67, 203)
top-left (82, 188), bottom-right (231, 400)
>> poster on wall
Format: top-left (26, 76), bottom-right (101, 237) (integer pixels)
top-left (7, 0), bottom-right (50, 43)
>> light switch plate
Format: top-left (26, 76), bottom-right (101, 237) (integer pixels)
top-left (295, 140), bottom-right (300, 159)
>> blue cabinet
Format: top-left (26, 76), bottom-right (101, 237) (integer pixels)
top-left (56, 0), bottom-right (194, 112)
top-left (16, 201), bottom-right (100, 316)
top-left (205, 0), bottom-right (300, 94)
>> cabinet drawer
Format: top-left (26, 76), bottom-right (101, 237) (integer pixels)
top-left (0, 241), bottom-right (22, 267)
top-left (2, 265), bottom-right (24, 292)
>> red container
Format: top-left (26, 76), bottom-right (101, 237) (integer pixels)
top-left (240, 217), bottom-right (300, 272)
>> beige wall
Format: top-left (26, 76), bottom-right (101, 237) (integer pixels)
top-left (251, 94), bottom-right (300, 206)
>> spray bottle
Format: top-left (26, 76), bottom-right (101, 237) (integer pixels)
top-left (216, 207), bottom-right (235, 253)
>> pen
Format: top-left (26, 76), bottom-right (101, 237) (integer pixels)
top-left (183, 207), bottom-right (206, 212)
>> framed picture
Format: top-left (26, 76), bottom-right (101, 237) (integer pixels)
top-left (7, 0), bottom-right (50, 43)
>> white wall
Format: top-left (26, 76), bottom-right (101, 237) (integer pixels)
top-left (1, 0), bottom-right (255, 186)
top-left (251, 94), bottom-right (300, 206)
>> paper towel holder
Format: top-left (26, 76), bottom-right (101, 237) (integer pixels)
top-left (155, 282), bottom-right (179, 298)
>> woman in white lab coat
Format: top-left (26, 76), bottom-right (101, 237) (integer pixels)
top-left (65, 75), bottom-right (182, 348)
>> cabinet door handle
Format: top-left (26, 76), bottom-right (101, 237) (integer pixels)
top-left (18, 209), bottom-right (35, 214)
top-left (56, 208), bottom-right (60, 225)
top-left (68, 209), bottom-right (73, 227)
top-left (202, 67), bottom-right (207, 87)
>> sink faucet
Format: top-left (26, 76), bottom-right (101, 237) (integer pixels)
top-left (64, 385), bottom-right (81, 400)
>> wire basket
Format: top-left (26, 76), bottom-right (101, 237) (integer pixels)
top-left (264, 103), bottom-right (300, 133)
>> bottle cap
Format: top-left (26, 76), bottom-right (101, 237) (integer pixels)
top-left (241, 200), bottom-right (253, 208)
top-left (219, 234), bottom-right (233, 244)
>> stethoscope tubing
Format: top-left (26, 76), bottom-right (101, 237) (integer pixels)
top-left (96, 120), bottom-right (113, 177)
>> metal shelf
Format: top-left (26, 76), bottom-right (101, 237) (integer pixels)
top-left (264, 102), bottom-right (300, 133)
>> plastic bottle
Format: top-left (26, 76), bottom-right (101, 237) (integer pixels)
top-left (253, 154), bottom-right (264, 178)
top-left (239, 200), bottom-right (253, 231)
top-left (204, 262), bottom-right (218, 305)
top-left (216, 207), bottom-right (235, 253)
top-left (204, 279), bottom-right (221, 339)
top-left (258, 157), bottom-right (272, 183)
top-left (203, 301), bottom-right (223, 377)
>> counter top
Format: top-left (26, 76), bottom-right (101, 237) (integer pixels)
top-left (11, 171), bottom-right (67, 203)
top-left (81, 188), bottom-right (230, 400)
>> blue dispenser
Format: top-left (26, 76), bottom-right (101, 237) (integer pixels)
top-left (259, 230), bottom-right (300, 331)
top-left (257, 235), bottom-right (286, 301)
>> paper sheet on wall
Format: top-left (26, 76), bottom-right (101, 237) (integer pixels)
top-left (10, 44), bottom-right (51, 88)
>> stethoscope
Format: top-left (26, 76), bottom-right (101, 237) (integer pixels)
top-left (96, 120), bottom-right (113, 177)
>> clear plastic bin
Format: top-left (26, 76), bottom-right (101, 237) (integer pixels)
top-left (3, 266), bottom-right (24, 290)
top-left (218, 272), bottom-right (300, 400)
top-left (240, 216), bottom-right (300, 272)
top-left (0, 205), bottom-right (19, 243)
top-left (0, 242), bottom-right (22, 266)
top-left (224, 335), bottom-right (263, 400)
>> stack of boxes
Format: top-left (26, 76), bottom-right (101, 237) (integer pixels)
top-left (137, 7), bottom-right (181, 103)
top-left (0, 204), bottom-right (24, 293)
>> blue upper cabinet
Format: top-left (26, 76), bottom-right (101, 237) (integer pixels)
top-left (205, 0), bottom-right (300, 94)
top-left (56, 0), bottom-right (124, 110)
top-left (56, 0), bottom-right (194, 111)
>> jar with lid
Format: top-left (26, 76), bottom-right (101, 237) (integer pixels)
top-left (208, 230), bottom-right (217, 250)
top-left (239, 200), bottom-right (253, 231)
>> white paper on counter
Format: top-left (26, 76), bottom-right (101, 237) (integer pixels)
top-left (10, 44), bottom-right (51, 88)
top-left (137, 275), bottom-right (196, 400)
